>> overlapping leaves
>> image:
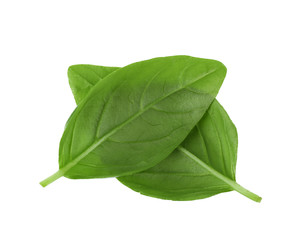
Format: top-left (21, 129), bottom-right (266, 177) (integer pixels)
top-left (40, 56), bottom-right (261, 202)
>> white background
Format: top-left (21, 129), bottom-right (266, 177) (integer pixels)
top-left (0, 0), bottom-right (294, 239)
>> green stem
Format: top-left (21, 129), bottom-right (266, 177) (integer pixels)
top-left (40, 148), bottom-right (89, 187)
top-left (177, 146), bottom-right (262, 203)
top-left (40, 170), bottom-right (64, 187)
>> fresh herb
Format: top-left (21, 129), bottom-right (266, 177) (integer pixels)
top-left (40, 56), bottom-right (261, 202)
top-left (40, 56), bottom-right (225, 187)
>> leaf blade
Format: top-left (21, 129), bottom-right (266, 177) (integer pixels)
top-left (68, 64), bottom-right (120, 104)
top-left (118, 100), bottom-right (261, 202)
top-left (41, 56), bottom-right (226, 186)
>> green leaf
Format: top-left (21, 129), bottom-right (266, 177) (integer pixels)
top-left (40, 56), bottom-right (226, 187)
top-left (63, 61), bottom-right (261, 202)
top-left (68, 64), bottom-right (120, 104)
top-left (119, 100), bottom-right (261, 202)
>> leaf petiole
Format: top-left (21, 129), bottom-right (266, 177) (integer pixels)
top-left (39, 170), bottom-right (64, 187)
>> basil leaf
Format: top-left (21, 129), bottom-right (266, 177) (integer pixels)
top-left (68, 64), bottom-right (120, 104)
top-left (65, 62), bottom-right (261, 202)
top-left (119, 100), bottom-right (261, 202)
top-left (40, 56), bottom-right (226, 187)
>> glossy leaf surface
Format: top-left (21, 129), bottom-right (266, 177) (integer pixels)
top-left (41, 56), bottom-right (226, 186)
